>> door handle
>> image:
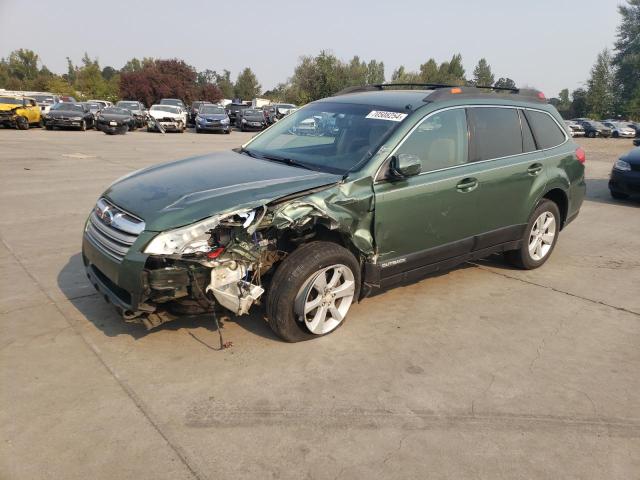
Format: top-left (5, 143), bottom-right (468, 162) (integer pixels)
top-left (456, 177), bottom-right (478, 192)
top-left (527, 163), bottom-right (543, 175)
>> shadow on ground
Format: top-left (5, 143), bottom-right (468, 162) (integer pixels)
top-left (57, 253), bottom-right (280, 341)
top-left (584, 178), bottom-right (640, 207)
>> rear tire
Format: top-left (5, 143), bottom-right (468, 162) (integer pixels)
top-left (266, 241), bottom-right (360, 342)
top-left (613, 131), bottom-right (619, 138)
top-left (505, 199), bottom-right (560, 270)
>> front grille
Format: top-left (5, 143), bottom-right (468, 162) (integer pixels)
top-left (85, 198), bottom-right (145, 262)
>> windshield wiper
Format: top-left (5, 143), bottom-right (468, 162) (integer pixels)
top-left (255, 153), bottom-right (317, 172)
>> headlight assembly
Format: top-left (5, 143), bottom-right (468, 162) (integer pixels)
top-left (614, 159), bottom-right (631, 171)
top-left (144, 216), bottom-right (221, 255)
top-left (221, 118), bottom-right (230, 124)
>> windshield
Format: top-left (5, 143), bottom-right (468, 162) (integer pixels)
top-left (200, 105), bottom-right (225, 114)
top-left (103, 107), bottom-right (129, 115)
top-left (591, 121), bottom-right (606, 128)
top-left (244, 101), bottom-right (407, 174)
top-left (160, 99), bottom-right (183, 107)
top-left (117, 102), bottom-right (138, 109)
top-left (52, 103), bottom-right (83, 112)
top-left (0, 97), bottom-right (23, 105)
top-left (151, 105), bottom-right (179, 114)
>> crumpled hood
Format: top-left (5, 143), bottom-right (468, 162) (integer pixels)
top-left (0, 104), bottom-right (21, 112)
top-left (150, 110), bottom-right (181, 120)
top-left (104, 150), bottom-right (342, 231)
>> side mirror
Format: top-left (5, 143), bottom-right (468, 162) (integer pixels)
top-left (390, 153), bottom-right (421, 178)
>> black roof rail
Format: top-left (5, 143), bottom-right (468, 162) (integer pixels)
top-left (333, 83), bottom-right (546, 103)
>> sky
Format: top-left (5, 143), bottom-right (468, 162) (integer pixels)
top-left (0, 0), bottom-right (622, 97)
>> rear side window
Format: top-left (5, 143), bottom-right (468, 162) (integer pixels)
top-left (525, 110), bottom-right (566, 149)
top-left (519, 110), bottom-right (537, 153)
top-left (468, 107), bottom-right (522, 161)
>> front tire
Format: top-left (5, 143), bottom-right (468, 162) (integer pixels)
top-left (80, 120), bottom-right (86, 131)
top-left (505, 199), bottom-right (560, 270)
top-left (16, 116), bottom-right (29, 130)
top-left (588, 131), bottom-right (596, 138)
top-left (266, 242), bottom-right (360, 342)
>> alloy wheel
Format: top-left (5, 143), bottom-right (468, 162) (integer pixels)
top-left (297, 264), bottom-right (356, 335)
top-left (528, 212), bottom-right (556, 261)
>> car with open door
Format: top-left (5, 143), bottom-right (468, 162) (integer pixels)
top-left (82, 84), bottom-right (585, 341)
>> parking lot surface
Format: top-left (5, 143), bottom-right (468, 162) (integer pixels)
top-left (1, 129), bottom-right (639, 479)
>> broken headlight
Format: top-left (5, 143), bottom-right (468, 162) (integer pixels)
top-left (144, 216), bottom-right (220, 255)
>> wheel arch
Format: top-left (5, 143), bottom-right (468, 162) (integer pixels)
top-left (541, 187), bottom-right (569, 229)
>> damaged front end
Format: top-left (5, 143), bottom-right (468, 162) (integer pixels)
top-left (118, 178), bottom-right (376, 330)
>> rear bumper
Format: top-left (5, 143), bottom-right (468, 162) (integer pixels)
top-left (609, 168), bottom-right (640, 195)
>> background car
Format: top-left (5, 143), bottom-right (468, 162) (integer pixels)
top-left (238, 108), bottom-right (267, 131)
top-left (96, 107), bottom-right (136, 134)
top-left (32, 93), bottom-right (60, 116)
top-left (159, 98), bottom-right (187, 112)
top-left (115, 100), bottom-right (147, 128)
top-left (0, 95), bottom-right (42, 129)
top-left (602, 121), bottom-right (636, 138)
top-left (188, 100), bottom-right (211, 126)
top-left (609, 147), bottom-right (640, 199)
top-left (195, 104), bottom-right (231, 134)
top-left (578, 120), bottom-right (612, 138)
top-left (83, 102), bottom-right (103, 122)
top-left (44, 102), bottom-right (94, 130)
top-left (226, 102), bottom-right (250, 126)
top-left (88, 99), bottom-right (113, 109)
top-left (148, 104), bottom-right (186, 132)
top-left (564, 120), bottom-right (585, 137)
top-left (59, 95), bottom-right (77, 103)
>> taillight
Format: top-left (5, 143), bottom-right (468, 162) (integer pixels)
top-left (575, 147), bottom-right (586, 164)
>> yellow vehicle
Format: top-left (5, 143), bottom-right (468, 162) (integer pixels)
top-left (0, 95), bottom-right (43, 129)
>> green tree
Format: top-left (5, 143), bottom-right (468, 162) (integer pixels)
top-left (234, 67), bottom-right (261, 100)
top-left (7, 49), bottom-right (40, 83)
top-left (586, 49), bottom-right (614, 118)
top-left (214, 70), bottom-right (234, 98)
top-left (472, 58), bottom-right (495, 87)
top-left (418, 59), bottom-right (439, 83)
top-left (571, 88), bottom-right (588, 118)
top-left (102, 66), bottom-right (117, 81)
top-left (346, 55), bottom-right (368, 86)
top-left (613, 0), bottom-right (640, 119)
top-left (494, 77), bottom-right (517, 89)
top-left (366, 60), bottom-right (385, 84)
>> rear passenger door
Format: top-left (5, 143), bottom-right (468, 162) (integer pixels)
top-left (464, 106), bottom-right (548, 249)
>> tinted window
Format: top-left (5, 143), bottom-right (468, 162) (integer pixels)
top-left (469, 107), bottom-right (522, 161)
top-left (519, 110), bottom-right (537, 152)
top-left (525, 110), bottom-right (566, 149)
top-left (395, 108), bottom-right (468, 172)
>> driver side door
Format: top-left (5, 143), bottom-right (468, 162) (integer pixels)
top-left (372, 107), bottom-right (485, 285)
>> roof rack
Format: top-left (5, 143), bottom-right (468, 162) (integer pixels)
top-left (334, 83), bottom-right (546, 103)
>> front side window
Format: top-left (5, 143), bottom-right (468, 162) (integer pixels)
top-left (245, 101), bottom-right (405, 174)
top-left (469, 107), bottom-right (523, 161)
top-left (394, 108), bottom-right (469, 173)
top-left (525, 110), bottom-right (566, 149)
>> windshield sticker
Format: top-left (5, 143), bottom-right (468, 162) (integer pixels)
top-left (366, 110), bottom-right (408, 122)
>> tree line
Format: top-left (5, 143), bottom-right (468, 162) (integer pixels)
top-left (1, 0), bottom-right (637, 119)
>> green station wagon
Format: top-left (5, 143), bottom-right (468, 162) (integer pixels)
top-left (82, 84), bottom-right (586, 342)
